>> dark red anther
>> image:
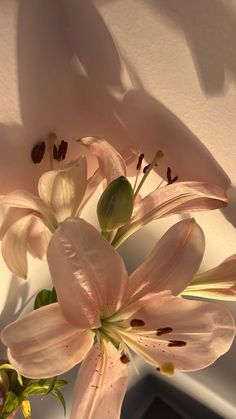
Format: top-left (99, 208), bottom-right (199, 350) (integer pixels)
top-left (58, 140), bottom-right (68, 161)
top-left (168, 340), bottom-right (187, 347)
top-left (31, 141), bottom-right (46, 164)
top-left (167, 167), bottom-right (172, 183)
top-left (156, 327), bottom-right (173, 336)
top-left (167, 167), bottom-right (178, 185)
top-left (136, 153), bottom-right (144, 170)
top-left (53, 140), bottom-right (68, 162)
top-left (53, 144), bottom-right (59, 160)
top-left (120, 354), bottom-right (130, 364)
top-left (130, 319), bottom-right (145, 327)
top-left (171, 176), bottom-right (179, 184)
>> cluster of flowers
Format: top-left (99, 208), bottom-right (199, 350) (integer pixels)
top-left (0, 136), bottom-right (235, 418)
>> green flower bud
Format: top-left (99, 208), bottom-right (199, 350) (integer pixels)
top-left (97, 176), bottom-right (134, 232)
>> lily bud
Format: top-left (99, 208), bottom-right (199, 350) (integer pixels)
top-left (97, 176), bottom-right (134, 232)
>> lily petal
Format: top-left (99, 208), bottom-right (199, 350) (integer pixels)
top-left (1, 215), bottom-right (36, 278)
top-left (79, 147), bottom-right (138, 213)
top-left (79, 137), bottom-right (126, 183)
top-left (0, 191), bottom-right (57, 232)
top-left (38, 157), bottom-right (87, 223)
top-left (47, 218), bottom-right (129, 328)
top-left (0, 207), bottom-right (32, 239)
top-left (133, 181), bottom-right (228, 221)
top-left (78, 145), bottom-right (138, 214)
top-left (70, 341), bottom-right (128, 419)
top-left (127, 219), bottom-right (205, 303)
top-left (119, 294), bottom-right (235, 372)
top-left (119, 146), bottom-right (139, 168)
top-left (114, 182), bottom-right (227, 246)
top-left (1, 304), bottom-right (93, 379)
top-left (183, 255), bottom-right (236, 300)
top-left (79, 168), bottom-right (104, 213)
top-left (27, 217), bottom-right (52, 260)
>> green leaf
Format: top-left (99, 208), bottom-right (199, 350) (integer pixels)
top-left (19, 379), bottom-right (67, 416)
top-left (45, 376), bottom-right (57, 395)
top-left (1, 391), bottom-right (20, 419)
top-left (0, 370), bottom-right (10, 392)
top-left (54, 380), bottom-right (68, 389)
top-left (21, 383), bottom-right (48, 398)
top-left (21, 378), bottom-right (67, 398)
top-left (34, 289), bottom-right (51, 309)
top-left (51, 388), bottom-right (66, 416)
top-left (34, 288), bottom-right (57, 310)
top-left (0, 364), bottom-right (23, 386)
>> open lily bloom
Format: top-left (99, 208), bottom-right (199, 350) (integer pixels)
top-left (70, 141), bottom-right (231, 268)
top-left (0, 136), bottom-right (230, 278)
top-left (57, 142), bottom-right (228, 253)
top-left (0, 137), bottom-right (126, 278)
top-left (1, 218), bottom-right (235, 419)
top-left (80, 138), bottom-right (229, 248)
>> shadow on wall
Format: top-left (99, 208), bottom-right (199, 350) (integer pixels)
top-left (0, 0), bottom-right (233, 219)
top-left (0, 0), bottom-right (130, 194)
top-left (145, 0), bottom-right (236, 96)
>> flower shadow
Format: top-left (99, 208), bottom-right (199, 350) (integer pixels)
top-left (0, 1), bottom-right (231, 202)
top-left (17, 0), bottom-right (230, 185)
top-left (144, 0), bottom-right (236, 96)
top-left (116, 89), bottom-right (230, 189)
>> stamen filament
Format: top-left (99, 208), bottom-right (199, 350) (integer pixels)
top-left (156, 179), bottom-right (165, 189)
top-left (133, 151), bottom-right (163, 200)
top-left (133, 154), bottom-right (145, 193)
top-left (133, 171), bottom-right (140, 194)
top-left (119, 341), bottom-right (140, 375)
top-left (48, 132), bottom-right (57, 170)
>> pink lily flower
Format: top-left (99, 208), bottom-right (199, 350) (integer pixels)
top-left (0, 136), bottom-right (229, 278)
top-left (0, 137), bottom-right (126, 279)
top-left (1, 218), bottom-right (235, 419)
top-left (79, 139), bottom-right (229, 248)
